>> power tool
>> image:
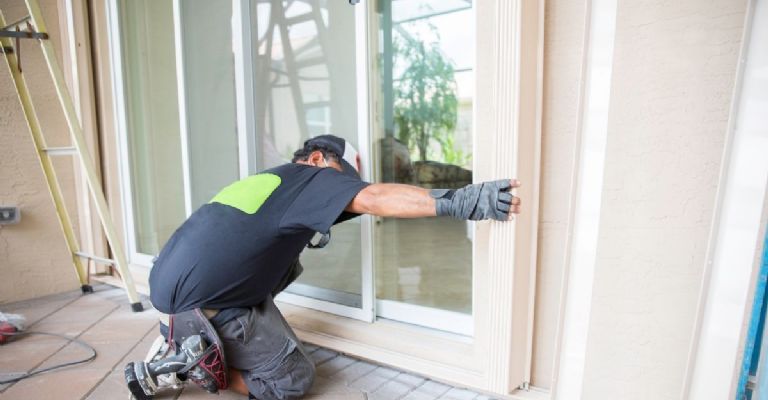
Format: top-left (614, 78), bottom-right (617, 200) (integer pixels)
top-left (124, 309), bottom-right (228, 399)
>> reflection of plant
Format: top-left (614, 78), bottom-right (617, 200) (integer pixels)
top-left (393, 33), bottom-right (458, 162)
top-left (438, 135), bottom-right (472, 167)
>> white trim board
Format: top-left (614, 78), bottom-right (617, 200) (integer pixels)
top-left (552, 0), bottom-right (617, 398)
top-left (684, 0), bottom-right (768, 398)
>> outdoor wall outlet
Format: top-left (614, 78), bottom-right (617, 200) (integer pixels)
top-left (0, 206), bottom-right (20, 225)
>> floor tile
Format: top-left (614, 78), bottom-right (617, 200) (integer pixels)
top-left (0, 286), bottom-right (494, 400)
top-left (402, 380), bottom-right (452, 400)
top-left (178, 384), bottom-right (245, 399)
top-left (310, 348), bottom-right (338, 365)
top-left (369, 372), bottom-right (425, 400)
top-left (329, 360), bottom-right (378, 385)
top-left (349, 366), bottom-right (400, 393)
top-left (0, 368), bottom-right (105, 400)
top-left (316, 354), bottom-right (356, 378)
top-left (303, 394), bottom-right (366, 400)
top-left (309, 375), bottom-right (364, 395)
top-left (439, 387), bottom-right (480, 400)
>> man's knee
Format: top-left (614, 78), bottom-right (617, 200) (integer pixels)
top-left (279, 349), bottom-right (315, 398)
top-left (245, 347), bottom-right (315, 400)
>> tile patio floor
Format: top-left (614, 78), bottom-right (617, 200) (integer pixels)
top-left (0, 285), bottom-right (495, 400)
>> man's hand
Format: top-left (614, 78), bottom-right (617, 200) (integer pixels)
top-left (432, 179), bottom-right (521, 221)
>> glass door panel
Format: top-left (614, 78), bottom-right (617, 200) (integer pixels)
top-left (243, 0), bottom-right (367, 312)
top-left (373, 0), bottom-right (476, 324)
top-left (119, 0), bottom-right (185, 255)
top-left (177, 0), bottom-right (240, 211)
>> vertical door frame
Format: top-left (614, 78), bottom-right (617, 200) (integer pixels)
top-left (106, 0), bottom-right (157, 267)
top-left (233, 0), bottom-right (258, 178)
top-left (683, 0), bottom-right (768, 397)
top-left (171, 0), bottom-right (193, 218)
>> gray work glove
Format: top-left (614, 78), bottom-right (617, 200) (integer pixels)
top-left (431, 180), bottom-right (516, 221)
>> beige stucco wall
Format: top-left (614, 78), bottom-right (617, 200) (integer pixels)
top-left (0, 0), bottom-right (80, 303)
top-left (530, 0), bottom-right (749, 394)
top-left (580, 0), bottom-right (747, 399)
top-left (530, 0), bottom-right (588, 389)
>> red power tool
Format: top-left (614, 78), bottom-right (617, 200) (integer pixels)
top-left (0, 321), bottom-right (18, 345)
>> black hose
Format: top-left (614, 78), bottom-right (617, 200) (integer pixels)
top-left (0, 331), bottom-right (97, 385)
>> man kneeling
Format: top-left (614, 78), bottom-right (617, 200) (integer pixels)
top-left (145, 135), bottom-right (521, 399)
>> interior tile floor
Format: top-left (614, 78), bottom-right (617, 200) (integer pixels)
top-left (0, 285), bottom-right (495, 400)
top-left (297, 217), bottom-right (474, 313)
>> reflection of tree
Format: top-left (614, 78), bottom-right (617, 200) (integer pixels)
top-left (393, 33), bottom-right (458, 162)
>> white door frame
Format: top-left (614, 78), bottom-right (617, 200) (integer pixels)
top-left (106, 0), bottom-right (165, 267)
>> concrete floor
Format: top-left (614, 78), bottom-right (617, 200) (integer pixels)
top-left (0, 285), bottom-right (494, 400)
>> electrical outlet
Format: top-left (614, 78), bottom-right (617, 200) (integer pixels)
top-left (0, 207), bottom-right (20, 225)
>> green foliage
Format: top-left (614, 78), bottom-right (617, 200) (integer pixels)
top-left (438, 135), bottom-right (472, 167)
top-left (393, 30), bottom-right (459, 162)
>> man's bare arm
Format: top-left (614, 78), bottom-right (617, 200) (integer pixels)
top-left (346, 183), bottom-right (437, 218)
top-left (346, 180), bottom-right (521, 220)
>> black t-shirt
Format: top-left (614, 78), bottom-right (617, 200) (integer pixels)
top-left (148, 163), bottom-right (369, 314)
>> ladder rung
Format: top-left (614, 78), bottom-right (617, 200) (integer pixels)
top-left (0, 29), bottom-right (48, 40)
top-left (1, 15), bottom-right (31, 31)
top-left (285, 12), bottom-right (314, 26)
top-left (294, 56), bottom-right (325, 69)
top-left (75, 252), bottom-right (115, 265)
top-left (41, 146), bottom-right (76, 156)
top-left (304, 100), bottom-right (330, 108)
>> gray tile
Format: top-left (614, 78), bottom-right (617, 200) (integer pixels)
top-left (402, 380), bottom-right (452, 400)
top-left (329, 360), bottom-right (378, 385)
top-left (316, 354), bottom-right (357, 378)
top-left (303, 342), bottom-right (320, 353)
top-left (349, 366), bottom-right (400, 393)
top-left (369, 373), bottom-right (425, 400)
top-left (310, 348), bottom-right (338, 365)
top-left (308, 375), bottom-right (364, 395)
top-left (439, 387), bottom-right (480, 400)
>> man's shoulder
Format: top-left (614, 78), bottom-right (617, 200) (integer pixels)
top-left (264, 163), bottom-right (315, 179)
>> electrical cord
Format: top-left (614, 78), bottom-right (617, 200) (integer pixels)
top-left (0, 331), bottom-right (97, 384)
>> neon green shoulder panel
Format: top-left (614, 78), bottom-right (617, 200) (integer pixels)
top-left (209, 173), bottom-right (281, 214)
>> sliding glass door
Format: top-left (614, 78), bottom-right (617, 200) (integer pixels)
top-left (113, 0), bottom-right (475, 333)
top-left (114, 0), bottom-right (239, 262)
top-left (370, 0), bottom-right (476, 335)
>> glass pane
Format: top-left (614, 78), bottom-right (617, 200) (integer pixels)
top-left (250, 1), bottom-right (362, 307)
top-left (374, 0), bottom-right (475, 314)
top-left (179, 0), bottom-right (240, 209)
top-left (120, 0), bottom-right (185, 255)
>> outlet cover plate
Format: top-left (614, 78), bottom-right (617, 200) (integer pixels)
top-left (0, 207), bottom-right (20, 225)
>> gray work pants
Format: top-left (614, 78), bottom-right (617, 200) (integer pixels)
top-left (212, 259), bottom-right (315, 400)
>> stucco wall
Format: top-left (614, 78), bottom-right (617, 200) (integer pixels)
top-left (530, 0), bottom-right (588, 389)
top-left (0, 0), bottom-right (80, 303)
top-left (580, 1), bottom-right (747, 399)
top-left (530, 0), bottom-right (748, 394)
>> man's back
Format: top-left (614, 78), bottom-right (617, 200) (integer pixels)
top-left (149, 163), bottom-right (368, 314)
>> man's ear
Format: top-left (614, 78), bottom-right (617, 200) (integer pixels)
top-left (307, 150), bottom-right (325, 167)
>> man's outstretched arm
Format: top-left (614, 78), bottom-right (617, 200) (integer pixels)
top-left (346, 180), bottom-right (521, 221)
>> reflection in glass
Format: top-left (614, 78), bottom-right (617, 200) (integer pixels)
top-left (248, 1), bottom-right (362, 307)
top-left (374, 0), bottom-right (475, 314)
top-left (179, 0), bottom-right (240, 209)
top-left (120, 0), bottom-right (185, 254)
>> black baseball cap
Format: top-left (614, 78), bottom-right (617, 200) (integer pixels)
top-left (304, 135), bottom-right (361, 180)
